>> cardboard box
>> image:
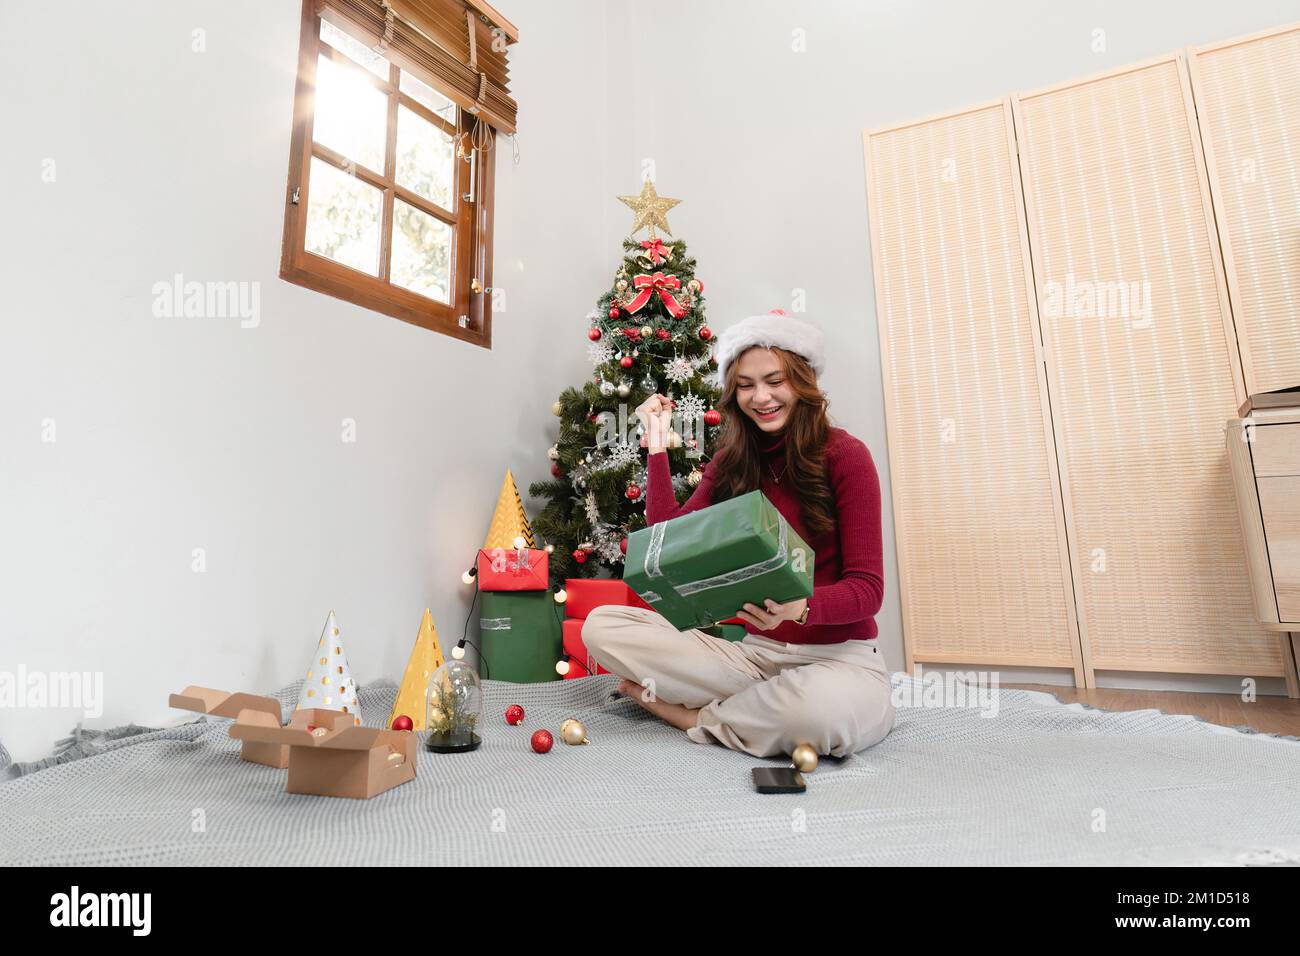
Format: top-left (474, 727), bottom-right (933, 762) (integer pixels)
top-left (230, 707), bottom-right (417, 799)
top-left (169, 685), bottom-right (290, 769)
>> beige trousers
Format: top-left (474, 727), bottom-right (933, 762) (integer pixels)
top-left (581, 605), bottom-right (895, 759)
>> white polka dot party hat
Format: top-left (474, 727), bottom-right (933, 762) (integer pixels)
top-left (296, 610), bottom-right (361, 720)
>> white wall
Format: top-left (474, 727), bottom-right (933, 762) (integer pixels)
top-left (2, 0), bottom-right (1295, 760)
top-left (0, 0), bottom-right (613, 761)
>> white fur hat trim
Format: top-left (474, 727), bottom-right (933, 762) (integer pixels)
top-left (712, 310), bottom-right (825, 386)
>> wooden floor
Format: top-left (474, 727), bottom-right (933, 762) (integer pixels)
top-left (1006, 684), bottom-right (1300, 738)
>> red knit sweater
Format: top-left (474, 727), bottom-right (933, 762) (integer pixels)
top-left (645, 426), bottom-right (885, 644)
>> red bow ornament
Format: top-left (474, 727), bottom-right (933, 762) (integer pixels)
top-left (638, 238), bottom-right (672, 266)
top-left (627, 272), bottom-right (687, 319)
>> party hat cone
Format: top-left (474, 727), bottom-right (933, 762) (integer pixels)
top-left (296, 610), bottom-right (361, 723)
top-left (483, 468), bottom-right (534, 549)
top-left (388, 609), bottom-right (446, 731)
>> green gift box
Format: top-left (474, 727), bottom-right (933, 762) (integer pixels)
top-left (702, 622), bottom-right (747, 642)
top-left (623, 490), bottom-right (814, 631)
top-left (479, 590), bottom-right (564, 683)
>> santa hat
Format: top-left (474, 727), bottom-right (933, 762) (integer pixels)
top-left (713, 310), bottom-right (825, 386)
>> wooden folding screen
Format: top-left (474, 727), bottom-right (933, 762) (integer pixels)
top-left (1188, 24), bottom-right (1300, 401)
top-left (865, 42), bottom-right (1298, 688)
top-left (863, 103), bottom-right (1082, 680)
top-left (1011, 55), bottom-right (1283, 682)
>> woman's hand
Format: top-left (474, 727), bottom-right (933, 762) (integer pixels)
top-left (634, 393), bottom-right (675, 454)
top-left (736, 598), bottom-right (808, 630)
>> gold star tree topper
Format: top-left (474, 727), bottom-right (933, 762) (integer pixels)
top-left (617, 180), bottom-right (681, 239)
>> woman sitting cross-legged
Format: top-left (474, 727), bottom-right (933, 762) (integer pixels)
top-left (582, 311), bottom-right (895, 760)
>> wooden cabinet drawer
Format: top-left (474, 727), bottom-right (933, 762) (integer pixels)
top-left (1257, 476), bottom-right (1300, 623)
top-left (1251, 423), bottom-right (1300, 477)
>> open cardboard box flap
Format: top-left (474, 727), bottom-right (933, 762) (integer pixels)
top-left (169, 684), bottom-right (291, 769)
top-left (169, 685), bottom-right (282, 721)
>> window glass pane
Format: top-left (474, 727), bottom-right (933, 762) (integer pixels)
top-left (391, 199), bottom-right (452, 304)
top-left (396, 104), bottom-right (455, 210)
top-left (313, 54), bottom-right (387, 173)
top-left (400, 71), bottom-right (457, 121)
top-left (305, 157), bottom-right (382, 276)
top-left (320, 18), bottom-right (390, 79)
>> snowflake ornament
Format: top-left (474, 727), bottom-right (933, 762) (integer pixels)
top-left (663, 355), bottom-right (695, 385)
top-left (676, 390), bottom-right (706, 425)
top-left (588, 340), bottom-right (614, 365)
top-left (593, 532), bottom-right (625, 565)
top-left (596, 440), bottom-right (640, 472)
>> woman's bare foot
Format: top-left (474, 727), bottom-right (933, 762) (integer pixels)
top-left (617, 679), bottom-right (701, 733)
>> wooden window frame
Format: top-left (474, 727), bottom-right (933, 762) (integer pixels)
top-left (280, 1), bottom-right (494, 348)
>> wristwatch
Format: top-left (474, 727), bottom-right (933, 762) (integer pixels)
top-left (795, 599), bottom-right (811, 626)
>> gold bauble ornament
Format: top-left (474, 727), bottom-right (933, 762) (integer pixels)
top-left (791, 743), bottom-right (819, 773)
top-left (552, 401), bottom-right (564, 417)
top-left (687, 468), bottom-right (703, 487)
top-left (687, 279), bottom-right (701, 293)
top-left (639, 325), bottom-right (653, 339)
top-left (560, 718), bottom-right (591, 745)
top-left (616, 279), bottom-right (628, 292)
top-left (616, 180), bottom-right (682, 239)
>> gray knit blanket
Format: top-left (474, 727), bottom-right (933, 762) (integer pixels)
top-left (3, 674), bottom-right (1299, 866)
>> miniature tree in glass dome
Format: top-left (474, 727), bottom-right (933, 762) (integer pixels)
top-left (424, 659), bottom-right (482, 753)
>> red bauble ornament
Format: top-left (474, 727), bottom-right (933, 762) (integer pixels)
top-left (588, 327), bottom-right (602, 341)
top-left (656, 328), bottom-right (670, 340)
top-left (505, 704), bottom-right (525, 726)
top-left (625, 483), bottom-right (642, 500)
top-left (620, 355), bottom-right (634, 369)
top-left (573, 548), bottom-right (588, 564)
top-left (609, 307), bottom-right (620, 318)
top-left (699, 326), bottom-right (713, 340)
top-left (531, 729), bottom-right (554, 753)
top-left (703, 409), bottom-right (722, 426)
top-left (588, 414), bottom-right (599, 423)
top-left (391, 715), bottom-right (413, 732)
top-left (620, 537), bottom-right (628, 554)
top-left (551, 463), bottom-right (565, 477)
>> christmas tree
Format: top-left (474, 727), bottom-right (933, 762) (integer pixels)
top-left (529, 181), bottom-right (723, 586)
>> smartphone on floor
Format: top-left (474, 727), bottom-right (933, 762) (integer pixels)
top-left (752, 766), bottom-right (806, 793)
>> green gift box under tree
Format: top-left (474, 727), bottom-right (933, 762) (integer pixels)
top-left (623, 490), bottom-right (814, 631)
top-left (479, 590), bottom-right (564, 683)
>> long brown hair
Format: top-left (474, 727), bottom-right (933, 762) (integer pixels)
top-left (708, 346), bottom-right (837, 537)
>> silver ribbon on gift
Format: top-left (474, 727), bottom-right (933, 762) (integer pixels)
top-left (637, 513), bottom-right (791, 606)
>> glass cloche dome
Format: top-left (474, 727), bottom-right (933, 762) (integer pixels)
top-left (425, 659), bottom-right (483, 753)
